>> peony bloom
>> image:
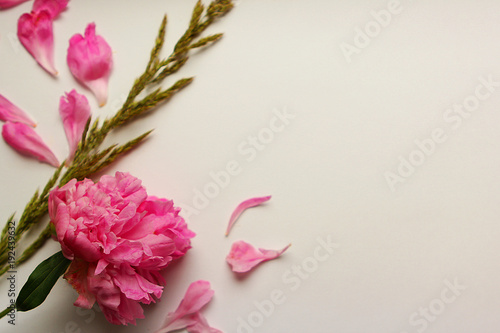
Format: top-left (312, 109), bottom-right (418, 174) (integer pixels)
top-left (32, 0), bottom-right (69, 19)
top-left (48, 172), bottom-right (194, 325)
top-left (17, 9), bottom-right (58, 76)
top-left (225, 195), bottom-right (271, 236)
top-left (59, 89), bottom-right (90, 163)
top-left (0, 0), bottom-right (29, 9)
top-left (2, 121), bottom-right (59, 167)
top-left (0, 94), bottom-right (36, 126)
top-left (155, 280), bottom-right (221, 333)
top-left (226, 240), bottom-right (290, 273)
top-left (67, 23), bottom-right (113, 106)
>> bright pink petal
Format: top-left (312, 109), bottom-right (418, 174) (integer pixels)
top-left (59, 89), bottom-right (90, 163)
top-left (0, 0), bottom-right (29, 9)
top-left (17, 10), bottom-right (57, 76)
top-left (67, 23), bottom-right (113, 106)
top-left (225, 195), bottom-right (271, 236)
top-left (187, 312), bottom-right (222, 333)
top-left (155, 280), bottom-right (214, 333)
top-left (32, 0), bottom-right (69, 19)
top-left (2, 121), bottom-right (59, 167)
top-left (0, 94), bottom-right (36, 126)
top-left (226, 240), bottom-right (290, 273)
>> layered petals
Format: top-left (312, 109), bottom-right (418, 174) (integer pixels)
top-left (0, 0), bottom-right (29, 9)
top-left (59, 90), bottom-right (91, 163)
top-left (32, 0), bottom-right (69, 19)
top-left (225, 195), bottom-right (271, 236)
top-left (155, 281), bottom-right (217, 333)
top-left (17, 9), bottom-right (57, 76)
top-left (67, 23), bottom-right (113, 106)
top-left (49, 172), bottom-right (194, 325)
top-left (2, 121), bottom-right (59, 167)
top-left (226, 240), bottom-right (290, 273)
top-left (0, 94), bottom-right (36, 126)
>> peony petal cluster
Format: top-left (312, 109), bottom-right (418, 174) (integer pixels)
top-left (48, 172), bottom-right (195, 325)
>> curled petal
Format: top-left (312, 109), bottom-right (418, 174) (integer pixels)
top-left (225, 195), bottom-right (271, 236)
top-left (226, 240), bottom-right (290, 273)
top-left (67, 23), bottom-right (113, 106)
top-left (2, 121), bottom-right (59, 167)
top-left (0, 94), bottom-right (36, 126)
top-left (0, 0), bottom-right (29, 9)
top-left (156, 281), bottom-right (214, 333)
top-left (186, 312), bottom-right (222, 333)
top-left (59, 89), bottom-right (90, 163)
top-left (32, 0), bottom-right (69, 19)
top-left (17, 10), bottom-right (58, 76)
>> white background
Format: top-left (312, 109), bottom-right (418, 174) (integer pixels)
top-left (1, 0), bottom-right (500, 332)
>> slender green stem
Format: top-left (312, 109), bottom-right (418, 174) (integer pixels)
top-left (0, 306), bottom-right (12, 320)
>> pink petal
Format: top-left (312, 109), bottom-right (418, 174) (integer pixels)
top-left (17, 10), bottom-right (58, 76)
top-left (0, 94), bottom-right (36, 126)
top-left (155, 280), bottom-right (214, 333)
top-left (32, 0), bottom-right (69, 19)
top-left (59, 89), bottom-right (90, 163)
top-left (2, 121), bottom-right (60, 167)
top-left (0, 0), bottom-right (29, 9)
top-left (225, 195), bottom-right (271, 236)
top-left (226, 240), bottom-right (290, 273)
top-left (187, 312), bottom-right (222, 333)
top-left (67, 23), bottom-right (113, 107)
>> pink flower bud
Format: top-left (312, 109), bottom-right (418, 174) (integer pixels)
top-left (67, 23), bottom-right (113, 107)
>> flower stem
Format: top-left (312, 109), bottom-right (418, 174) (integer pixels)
top-left (0, 306), bottom-right (12, 320)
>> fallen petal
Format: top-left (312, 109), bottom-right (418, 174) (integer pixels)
top-left (0, 94), bottom-right (36, 126)
top-left (155, 280), bottom-right (214, 333)
top-left (17, 10), bottom-right (58, 76)
top-left (32, 0), bottom-right (69, 19)
top-left (67, 23), bottom-right (113, 106)
top-left (186, 312), bottom-right (222, 333)
top-left (0, 0), bottom-right (29, 9)
top-left (226, 240), bottom-right (290, 273)
top-left (2, 121), bottom-right (60, 167)
top-left (59, 89), bottom-right (90, 163)
top-left (225, 195), bottom-right (271, 236)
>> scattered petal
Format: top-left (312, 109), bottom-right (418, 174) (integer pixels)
top-left (0, 0), bottom-right (29, 9)
top-left (67, 23), bottom-right (113, 106)
top-left (59, 89), bottom-right (90, 163)
top-left (226, 240), bottom-right (290, 273)
top-left (17, 10), bottom-right (58, 76)
top-left (32, 0), bottom-right (69, 19)
top-left (0, 94), bottom-right (36, 126)
top-left (155, 280), bottom-right (214, 333)
top-left (2, 121), bottom-right (59, 167)
top-left (225, 195), bottom-right (271, 236)
top-left (186, 312), bottom-right (222, 333)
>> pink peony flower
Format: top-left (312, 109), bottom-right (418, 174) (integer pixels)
top-left (2, 121), bottom-right (59, 167)
top-left (155, 280), bottom-right (221, 333)
top-left (59, 89), bottom-right (90, 163)
top-left (48, 172), bottom-right (195, 325)
top-left (32, 0), bottom-right (69, 19)
top-left (67, 23), bottom-right (113, 106)
top-left (225, 195), bottom-right (271, 236)
top-left (0, 0), bottom-right (29, 9)
top-left (226, 240), bottom-right (290, 273)
top-left (17, 9), bottom-right (58, 76)
top-left (0, 94), bottom-right (36, 126)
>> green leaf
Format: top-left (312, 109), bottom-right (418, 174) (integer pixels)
top-left (16, 251), bottom-right (71, 312)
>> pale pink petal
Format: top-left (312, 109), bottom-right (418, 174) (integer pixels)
top-left (226, 240), bottom-right (290, 273)
top-left (2, 121), bottom-right (60, 167)
top-left (17, 10), bottom-right (58, 76)
top-left (0, 94), bottom-right (36, 126)
top-left (59, 89), bottom-right (90, 163)
top-left (67, 23), bottom-right (113, 107)
top-left (187, 312), bottom-right (222, 333)
top-left (155, 280), bottom-right (214, 333)
top-left (0, 0), bottom-right (29, 9)
top-left (32, 0), bottom-right (69, 19)
top-left (225, 195), bottom-right (271, 236)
